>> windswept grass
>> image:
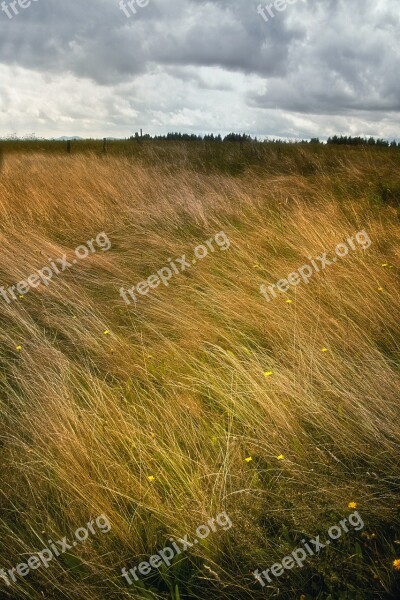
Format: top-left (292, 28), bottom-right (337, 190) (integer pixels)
top-left (0, 144), bottom-right (399, 599)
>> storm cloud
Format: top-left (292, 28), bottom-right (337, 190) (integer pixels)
top-left (0, 0), bottom-right (399, 138)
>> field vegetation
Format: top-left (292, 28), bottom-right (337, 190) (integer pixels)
top-left (0, 140), bottom-right (399, 599)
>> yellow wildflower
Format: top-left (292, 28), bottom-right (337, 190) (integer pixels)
top-left (393, 559), bottom-right (400, 570)
top-left (103, 330), bottom-right (110, 335)
top-left (382, 263), bottom-right (388, 267)
top-left (15, 345), bottom-right (22, 352)
top-left (286, 299), bottom-right (293, 304)
top-left (277, 454), bottom-right (284, 460)
top-left (348, 501), bottom-right (357, 509)
top-left (378, 287), bottom-right (384, 292)
top-left (321, 347), bottom-right (328, 353)
top-left (245, 456), bottom-right (252, 463)
top-left (147, 475), bottom-right (155, 482)
top-left (264, 371), bottom-right (273, 377)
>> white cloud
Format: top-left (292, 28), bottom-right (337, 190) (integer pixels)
top-left (0, 0), bottom-right (399, 138)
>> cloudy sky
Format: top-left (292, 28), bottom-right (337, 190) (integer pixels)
top-left (0, 0), bottom-right (399, 139)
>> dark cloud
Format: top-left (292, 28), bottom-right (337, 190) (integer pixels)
top-left (0, 0), bottom-right (399, 137)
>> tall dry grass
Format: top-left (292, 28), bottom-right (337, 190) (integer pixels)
top-left (0, 145), bottom-right (399, 599)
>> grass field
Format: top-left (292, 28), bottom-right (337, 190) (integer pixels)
top-left (0, 141), bottom-right (399, 599)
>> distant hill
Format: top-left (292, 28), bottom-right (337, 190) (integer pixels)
top-left (54, 136), bottom-right (84, 141)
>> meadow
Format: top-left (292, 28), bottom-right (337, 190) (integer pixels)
top-left (0, 140), bottom-right (399, 599)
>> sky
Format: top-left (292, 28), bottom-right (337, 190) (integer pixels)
top-left (0, 0), bottom-right (399, 140)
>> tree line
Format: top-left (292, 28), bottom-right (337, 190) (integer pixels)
top-left (129, 132), bottom-right (398, 146)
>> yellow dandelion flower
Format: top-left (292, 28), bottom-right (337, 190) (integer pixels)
top-left (321, 347), bottom-right (328, 353)
top-left (245, 456), bottom-right (252, 463)
top-left (277, 454), bottom-right (284, 460)
top-left (382, 263), bottom-right (388, 267)
top-left (15, 345), bottom-right (22, 352)
top-left (147, 475), bottom-right (155, 482)
top-left (286, 299), bottom-right (293, 304)
top-left (264, 370), bottom-right (273, 377)
top-left (348, 501), bottom-right (357, 509)
top-left (393, 559), bottom-right (400, 570)
top-left (378, 287), bottom-right (384, 292)
top-left (103, 330), bottom-right (110, 335)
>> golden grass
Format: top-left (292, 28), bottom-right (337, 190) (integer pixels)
top-left (0, 145), bottom-right (399, 599)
